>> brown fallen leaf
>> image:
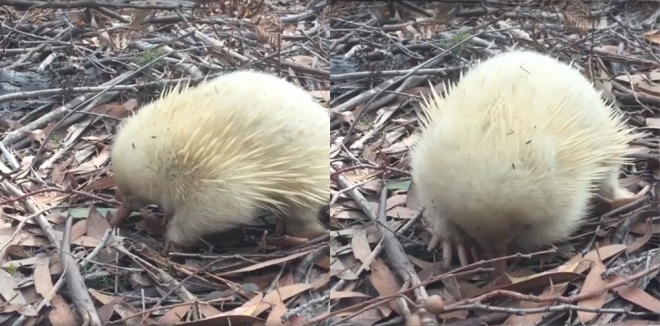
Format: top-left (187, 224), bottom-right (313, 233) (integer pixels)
top-left (310, 272), bottom-right (331, 291)
top-left (339, 308), bottom-right (386, 325)
top-left (502, 271), bottom-right (584, 294)
top-left (351, 228), bottom-right (372, 270)
top-left (135, 208), bottom-right (166, 236)
top-left (385, 194), bottom-right (408, 210)
top-left (289, 55), bottom-right (313, 66)
top-left (86, 206), bottom-right (111, 240)
top-left (329, 290), bottom-right (373, 300)
top-left (630, 221), bottom-right (660, 235)
top-left (577, 253), bottom-right (608, 323)
top-left (330, 253), bottom-right (359, 281)
top-left (504, 281), bottom-right (570, 325)
top-left (576, 244), bottom-right (627, 274)
top-left (387, 205), bottom-right (417, 219)
top-left (646, 117), bottom-right (660, 128)
top-left (265, 235), bottom-right (308, 248)
top-left (611, 275), bottom-right (660, 313)
top-left (49, 294), bottom-right (79, 326)
top-left (607, 319), bottom-right (657, 325)
top-left (96, 298), bottom-right (118, 323)
top-left (315, 255), bottom-right (330, 269)
top-left (626, 218), bottom-right (654, 254)
top-left (177, 297), bottom-right (264, 326)
top-left (114, 298), bottom-right (155, 324)
top-left (198, 303), bottom-right (223, 319)
top-left (129, 9), bottom-right (153, 30)
top-left (614, 70), bottom-right (660, 97)
top-left (218, 249), bottom-right (315, 276)
top-left (84, 175), bottom-right (116, 191)
top-left (369, 258), bottom-right (402, 315)
top-left (265, 299), bottom-right (287, 326)
top-left (70, 219), bottom-right (87, 242)
top-left (2, 253), bottom-right (48, 269)
top-left (0, 269), bottom-right (38, 317)
top-left (178, 315), bottom-right (265, 326)
top-left (33, 256), bottom-right (52, 307)
top-left (92, 103), bottom-right (130, 119)
top-left (504, 252), bottom-right (589, 325)
top-left (89, 288), bottom-right (114, 305)
top-left (407, 255), bottom-right (433, 270)
top-left (252, 284), bottom-right (312, 317)
top-left (644, 30), bottom-right (660, 45)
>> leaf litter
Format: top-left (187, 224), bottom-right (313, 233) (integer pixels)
top-left (0, 0), bottom-right (331, 325)
top-left (328, 1), bottom-right (660, 326)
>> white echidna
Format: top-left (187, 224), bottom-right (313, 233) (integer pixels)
top-left (110, 70), bottom-right (329, 248)
top-left (410, 50), bottom-right (642, 273)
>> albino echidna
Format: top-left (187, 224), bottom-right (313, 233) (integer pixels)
top-left (410, 51), bottom-right (642, 274)
top-left (110, 70), bottom-right (329, 250)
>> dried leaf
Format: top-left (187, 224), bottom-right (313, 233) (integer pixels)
top-left (265, 235), bottom-right (308, 248)
top-left (48, 294), bottom-right (79, 326)
top-left (93, 103), bottom-right (132, 119)
top-left (607, 320), bottom-right (657, 326)
top-left (33, 256), bottom-right (53, 307)
top-left (113, 298), bottom-right (152, 324)
top-left (130, 9), bottom-right (152, 30)
top-left (646, 117), bottom-right (660, 128)
top-left (351, 228), bottom-right (372, 269)
top-left (84, 176), bottom-right (116, 191)
top-left (330, 290), bottom-right (372, 300)
top-left (198, 303), bottom-right (223, 318)
top-left (611, 276), bottom-right (660, 313)
top-left (69, 147), bottom-right (111, 174)
top-left (504, 279), bottom-right (569, 325)
top-left (0, 269), bottom-right (38, 316)
top-left (96, 298), bottom-right (118, 323)
top-left (577, 255), bottom-right (608, 322)
top-left (219, 249), bottom-right (315, 276)
top-left (265, 300), bottom-right (287, 326)
top-left (330, 254), bottom-right (359, 281)
top-left (644, 30), bottom-right (660, 45)
top-left (86, 206), bottom-right (111, 240)
top-left (577, 244), bottom-right (627, 274)
top-left (252, 284), bottom-right (312, 316)
top-left (2, 253), bottom-right (49, 268)
top-left (177, 314), bottom-right (264, 326)
top-left (504, 272), bottom-right (584, 292)
top-left (387, 206), bottom-right (417, 219)
top-left (626, 218), bottom-right (654, 253)
top-left (290, 55), bottom-right (313, 66)
top-left (369, 258), bottom-right (401, 314)
top-left (615, 70), bottom-right (660, 97)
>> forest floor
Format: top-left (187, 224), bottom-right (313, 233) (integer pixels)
top-left (328, 1), bottom-right (660, 326)
top-left (0, 0), bottom-right (330, 325)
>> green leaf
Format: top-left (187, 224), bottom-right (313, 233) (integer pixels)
top-left (384, 180), bottom-right (411, 191)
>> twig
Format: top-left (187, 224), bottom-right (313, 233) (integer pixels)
top-left (113, 245), bottom-right (199, 323)
top-left (282, 295), bottom-right (329, 322)
top-left (79, 229), bottom-right (113, 268)
top-left (0, 176), bottom-right (101, 324)
top-left (338, 18), bottom-right (501, 144)
top-left (330, 66), bottom-right (466, 81)
top-left (0, 0), bottom-right (194, 10)
top-left (61, 214), bottom-right (102, 325)
top-left (373, 184), bottom-right (437, 325)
